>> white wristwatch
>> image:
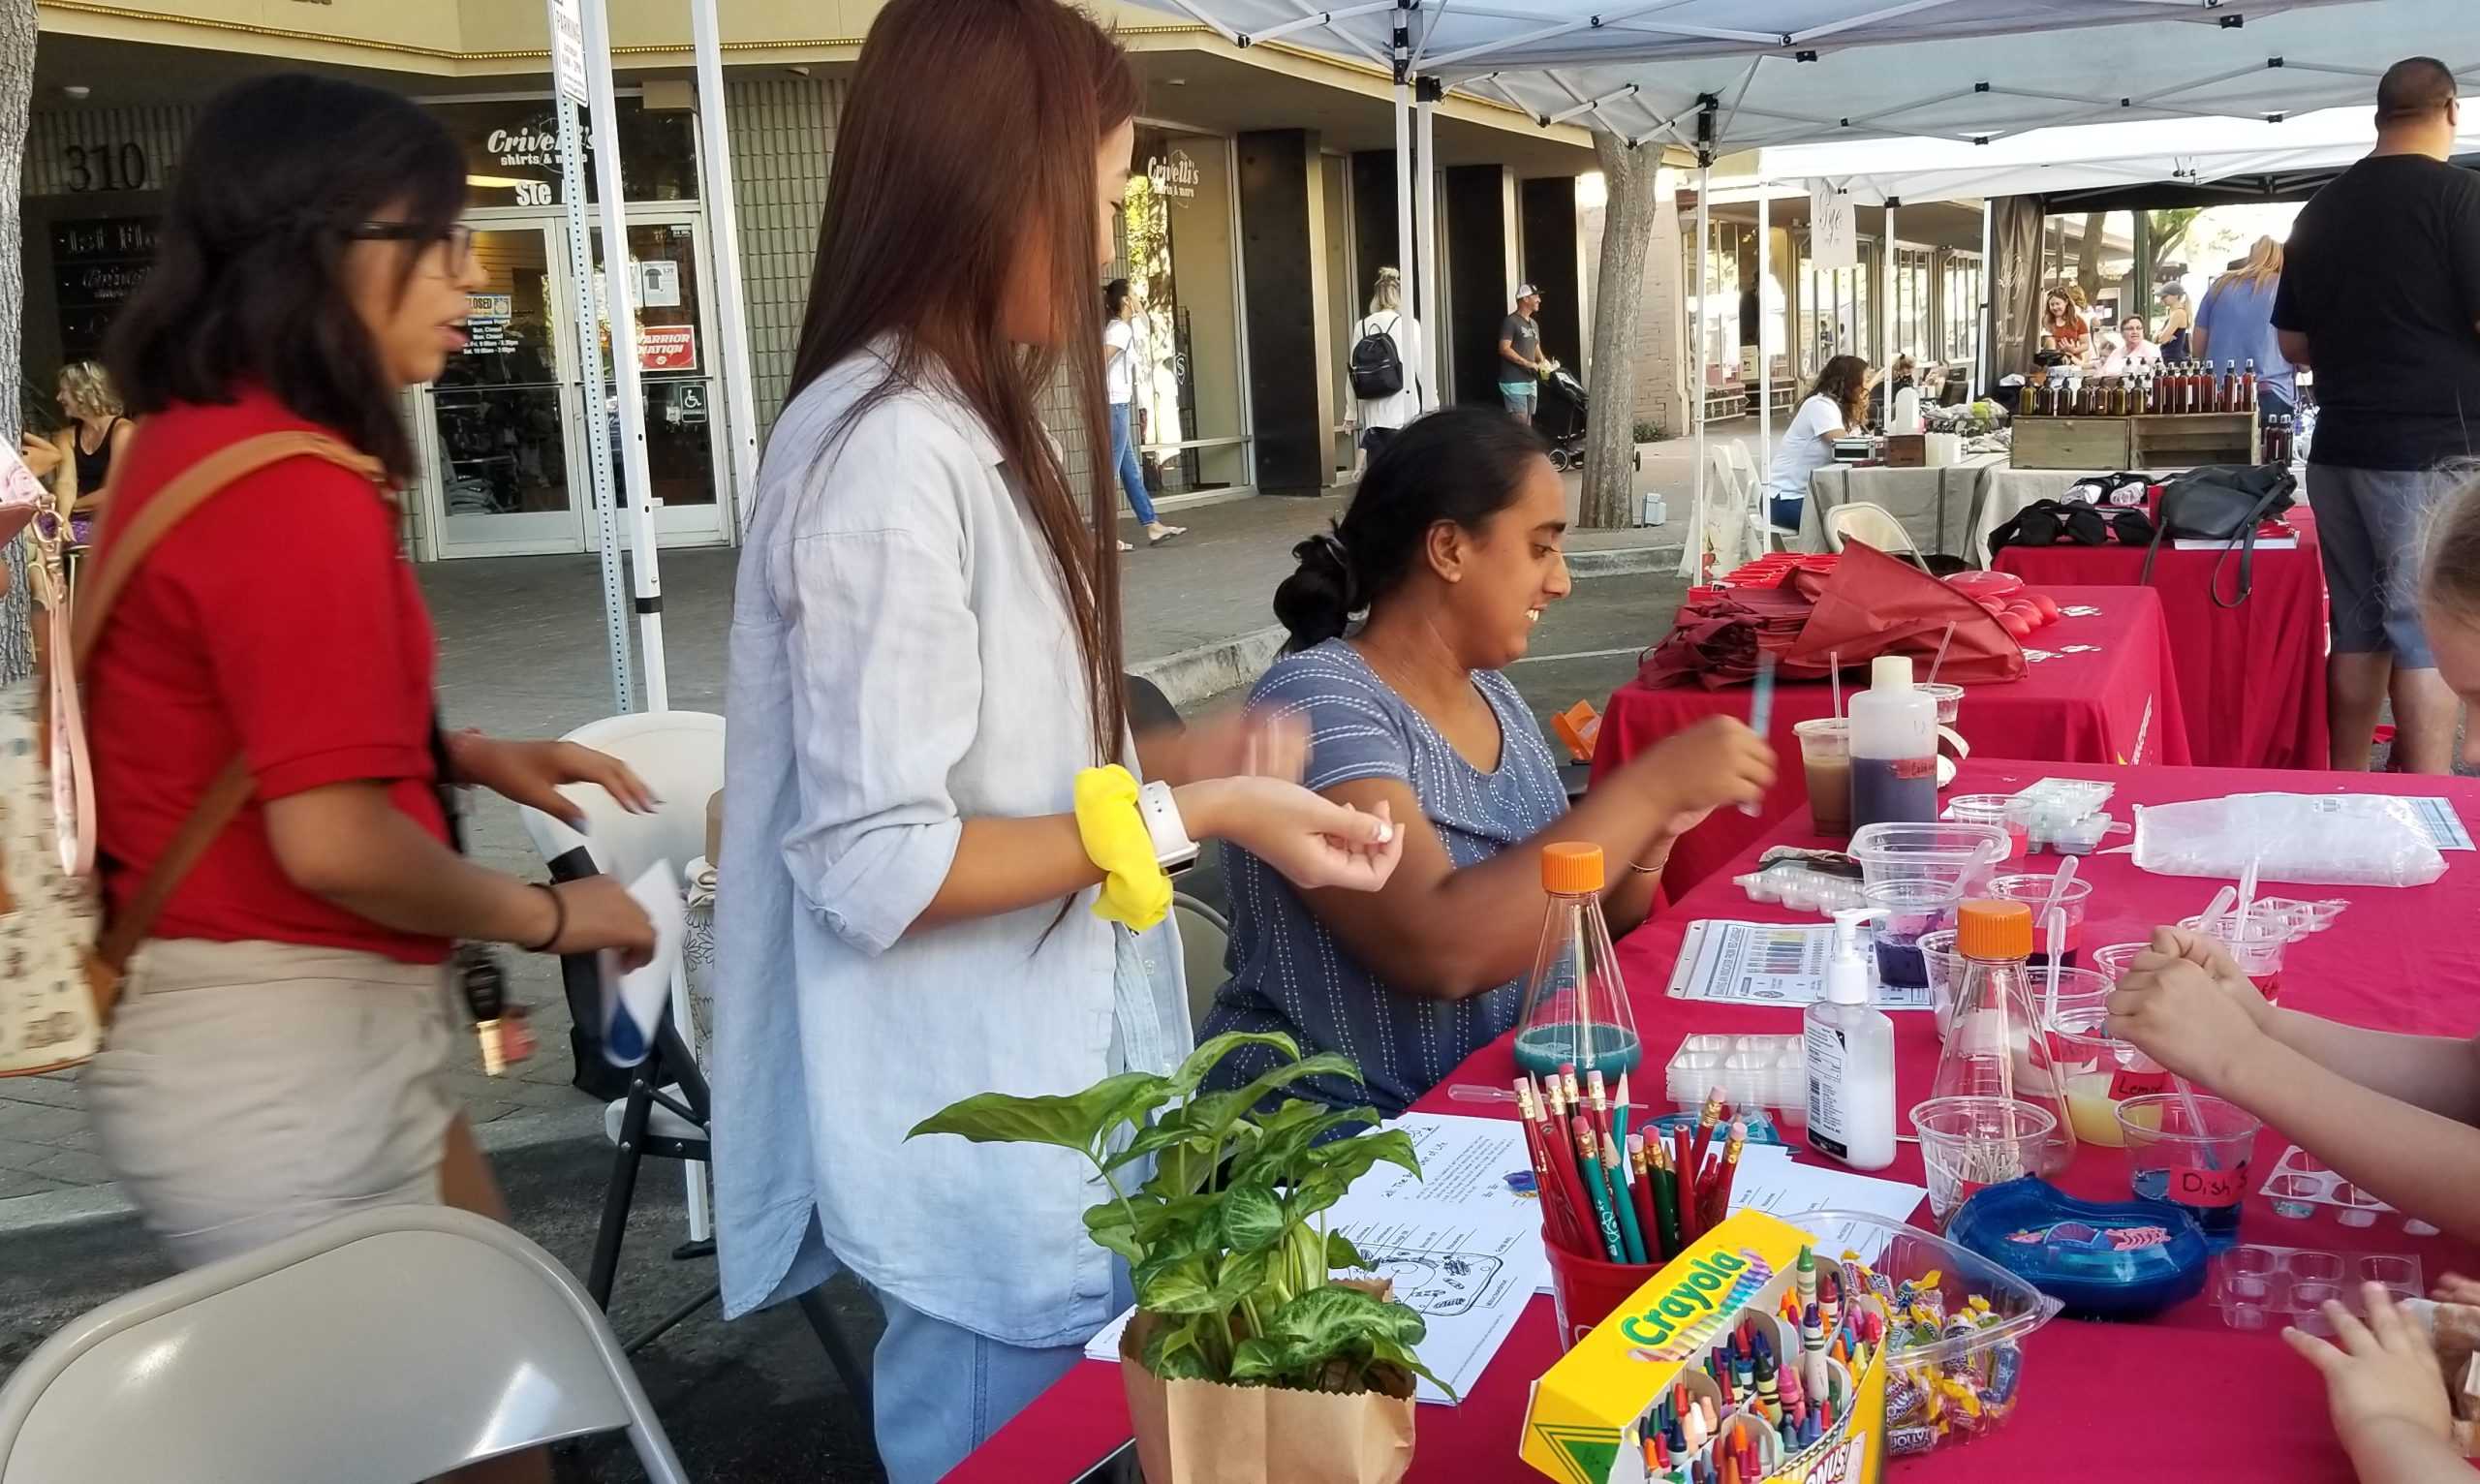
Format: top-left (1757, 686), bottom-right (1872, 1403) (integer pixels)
top-left (1137, 780), bottom-right (1200, 877)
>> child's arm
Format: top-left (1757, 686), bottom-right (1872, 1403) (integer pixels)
top-left (2284, 1283), bottom-right (2468, 1484)
top-left (2257, 1011), bottom-right (2480, 1127)
top-left (2110, 949), bottom-right (2480, 1242)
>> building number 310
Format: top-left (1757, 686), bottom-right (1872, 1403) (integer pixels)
top-left (61, 143), bottom-right (150, 194)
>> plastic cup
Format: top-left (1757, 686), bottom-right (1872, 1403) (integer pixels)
top-left (2118, 1093), bottom-right (2261, 1248)
top-left (1921, 928), bottom-right (1964, 1037)
top-left (1796, 718), bottom-right (1853, 837)
top-left (1541, 1229), bottom-right (1658, 1351)
top-left (2263, 1173), bottom-right (2320, 1220)
top-left (1919, 682), bottom-right (1966, 726)
top-left (1865, 879), bottom-right (1963, 989)
top-left (1944, 794), bottom-right (2027, 862)
top-left (2048, 1005), bottom-right (2165, 1148)
top-left (2031, 968), bottom-right (2114, 1031)
top-left (1912, 1096), bottom-right (2058, 1226)
top-left (2179, 912), bottom-right (2290, 1005)
top-left (1986, 874), bottom-right (2095, 966)
top-left (2090, 942), bottom-right (2149, 986)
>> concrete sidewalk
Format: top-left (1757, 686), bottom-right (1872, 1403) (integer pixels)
top-left (0, 483), bottom-right (1682, 1229)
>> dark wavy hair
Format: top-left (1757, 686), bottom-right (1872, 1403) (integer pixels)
top-left (1273, 406), bottom-right (1551, 652)
top-left (107, 74), bottom-right (467, 485)
top-left (1103, 278), bottom-right (1134, 319)
top-left (1810, 354), bottom-right (1873, 431)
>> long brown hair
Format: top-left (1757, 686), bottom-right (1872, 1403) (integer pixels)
top-left (1810, 355), bottom-right (1871, 429)
top-left (784, 0), bottom-right (1139, 764)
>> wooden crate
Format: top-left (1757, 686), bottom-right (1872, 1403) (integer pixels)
top-left (2009, 416), bottom-right (2133, 470)
top-left (2010, 412), bottom-right (2257, 470)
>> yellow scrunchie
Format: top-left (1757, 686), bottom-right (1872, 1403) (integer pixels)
top-left (1073, 764), bottom-right (1171, 931)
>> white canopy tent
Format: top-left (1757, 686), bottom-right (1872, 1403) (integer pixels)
top-left (1133, 0), bottom-right (2470, 572)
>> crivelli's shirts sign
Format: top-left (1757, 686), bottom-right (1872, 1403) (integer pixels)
top-left (1146, 148), bottom-right (1200, 206)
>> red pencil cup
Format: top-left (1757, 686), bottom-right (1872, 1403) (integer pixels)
top-left (1542, 1232), bottom-right (1658, 1351)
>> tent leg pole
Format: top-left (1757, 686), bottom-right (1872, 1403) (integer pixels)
top-left (1414, 86), bottom-right (1440, 407)
top-left (1695, 160), bottom-right (1712, 572)
top-left (1757, 185), bottom-right (1772, 457)
top-left (1394, 82), bottom-right (1416, 409)
top-left (1977, 197), bottom-right (1994, 397)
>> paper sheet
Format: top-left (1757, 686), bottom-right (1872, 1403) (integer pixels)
top-left (1718, 1146), bottom-right (1929, 1265)
top-left (2400, 796), bottom-right (2475, 851)
top-left (1664, 919), bottom-right (1934, 1011)
top-left (1083, 1113), bottom-right (1547, 1406)
top-left (598, 859), bottom-right (686, 1067)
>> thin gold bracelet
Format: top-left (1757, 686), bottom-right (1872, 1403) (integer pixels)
top-left (1626, 859), bottom-right (1663, 875)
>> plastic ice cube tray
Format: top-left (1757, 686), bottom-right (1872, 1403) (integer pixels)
top-left (2258, 1146), bottom-right (2436, 1233)
top-left (1664, 1033), bottom-right (1808, 1116)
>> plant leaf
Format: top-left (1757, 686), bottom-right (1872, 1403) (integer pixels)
top-left (1211, 1247), bottom-right (1272, 1307)
top-left (1324, 1230), bottom-right (1371, 1273)
top-left (1082, 1202), bottom-right (1144, 1266)
top-left (1218, 1182), bottom-right (1287, 1254)
top-left (1229, 1103), bottom-right (1377, 1190)
top-left (1170, 1031), bottom-right (1300, 1095)
top-left (1369, 1334), bottom-right (1457, 1401)
top-left (1304, 1127), bottom-right (1422, 1187)
top-left (906, 1070), bottom-right (1173, 1154)
top-left (1143, 1319), bottom-right (1215, 1381)
top-left (1229, 1334), bottom-right (1312, 1383)
top-left (1137, 1260), bottom-right (1220, 1315)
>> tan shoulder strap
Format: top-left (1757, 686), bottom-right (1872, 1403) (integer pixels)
top-left (66, 430), bottom-right (386, 973)
top-left (72, 431), bottom-right (385, 670)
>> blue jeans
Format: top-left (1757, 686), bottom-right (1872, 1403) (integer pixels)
top-left (869, 1265), bottom-right (1134, 1483)
top-left (1109, 402), bottom-right (1159, 527)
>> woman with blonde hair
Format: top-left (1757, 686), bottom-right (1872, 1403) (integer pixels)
top-left (17, 360), bottom-right (132, 539)
top-left (1352, 264), bottom-right (1423, 461)
top-left (2195, 235), bottom-right (2296, 417)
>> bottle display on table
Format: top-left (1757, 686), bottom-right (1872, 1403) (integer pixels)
top-left (2240, 359), bottom-right (2258, 413)
top-left (1847, 655), bottom-right (1938, 834)
top-left (1931, 900), bottom-right (2079, 1178)
top-left (1513, 843), bottom-right (1641, 1079)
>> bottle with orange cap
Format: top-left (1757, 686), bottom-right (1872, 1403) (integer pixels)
top-left (1929, 899), bottom-right (2078, 1175)
top-left (1513, 842), bottom-right (1641, 1077)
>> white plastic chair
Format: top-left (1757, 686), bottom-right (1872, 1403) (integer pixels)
top-left (1174, 892), bottom-right (1229, 1036)
top-left (0, 1205), bottom-right (690, 1483)
top-left (1822, 500), bottom-right (1925, 564)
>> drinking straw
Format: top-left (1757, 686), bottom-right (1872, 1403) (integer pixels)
top-left (1926, 620), bottom-right (1958, 688)
top-left (1830, 650), bottom-right (1843, 721)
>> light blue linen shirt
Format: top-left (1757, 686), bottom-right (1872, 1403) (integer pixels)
top-left (712, 345), bottom-right (1189, 1346)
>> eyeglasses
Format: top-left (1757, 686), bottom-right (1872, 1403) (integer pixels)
top-left (348, 221), bottom-right (476, 270)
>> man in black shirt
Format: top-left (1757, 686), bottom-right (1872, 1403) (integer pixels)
top-left (2273, 56), bottom-right (2480, 773)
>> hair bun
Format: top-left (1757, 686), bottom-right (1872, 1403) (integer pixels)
top-left (1272, 528), bottom-right (1359, 653)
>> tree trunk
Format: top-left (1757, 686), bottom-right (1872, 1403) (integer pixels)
top-left (0, 0), bottom-right (38, 686)
top-left (2073, 211), bottom-right (2105, 303)
top-left (1580, 133), bottom-right (1655, 530)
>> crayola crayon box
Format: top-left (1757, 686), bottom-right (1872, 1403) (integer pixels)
top-left (1521, 1210), bottom-right (1889, 1484)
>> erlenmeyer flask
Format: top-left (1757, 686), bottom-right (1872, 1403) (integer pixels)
top-left (1514, 843), bottom-right (1640, 1078)
top-left (1929, 899), bottom-right (2077, 1176)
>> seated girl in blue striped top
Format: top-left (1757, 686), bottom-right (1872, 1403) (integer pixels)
top-left (1202, 406), bottom-right (1779, 1115)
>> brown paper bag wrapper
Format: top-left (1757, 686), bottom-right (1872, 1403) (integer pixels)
top-left (1120, 1280), bottom-right (1416, 1484)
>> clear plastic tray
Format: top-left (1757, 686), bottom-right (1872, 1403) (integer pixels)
top-left (2259, 1145), bottom-right (2438, 1234)
top-left (1735, 862), bottom-right (1870, 915)
top-left (1849, 821), bottom-right (2011, 893)
top-left (1665, 1033), bottom-right (1807, 1118)
top-left (1788, 1208), bottom-right (2062, 1456)
top-left (2209, 1243), bottom-right (2423, 1333)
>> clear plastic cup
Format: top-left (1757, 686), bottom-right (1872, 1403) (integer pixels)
top-left (2030, 967), bottom-right (2113, 1030)
top-left (1944, 794), bottom-right (2028, 862)
top-left (2118, 1093), bottom-right (2261, 1248)
top-left (1866, 879), bottom-right (1964, 989)
top-left (2049, 1005), bottom-right (2166, 1149)
top-left (2090, 942), bottom-right (2149, 986)
top-left (2179, 913), bottom-right (2290, 1005)
top-left (1921, 928), bottom-right (1964, 1038)
top-left (1912, 1096), bottom-right (2058, 1226)
top-left (1987, 874), bottom-right (2096, 966)
top-left (1920, 682), bottom-right (1966, 726)
top-left (1796, 718), bottom-right (1853, 837)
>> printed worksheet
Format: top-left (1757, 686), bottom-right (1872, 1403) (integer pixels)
top-left (1083, 1113), bottom-right (1548, 1406)
top-left (1665, 919), bottom-right (1934, 1011)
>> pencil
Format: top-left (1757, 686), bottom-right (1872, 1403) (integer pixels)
top-left (1689, 1086), bottom-right (1727, 1174)
top-left (1604, 1133), bottom-right (1649, 1264)
top-left (1573, 1117), bottom-right (1625, 1261)
top-left (1706, 1120), bottom-right (1749, 1228)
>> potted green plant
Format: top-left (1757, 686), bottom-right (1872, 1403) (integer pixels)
top-left (909, 1031), bottom-right (1446, 1483)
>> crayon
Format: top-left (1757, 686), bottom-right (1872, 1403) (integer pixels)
top-left (1795, 1245), bottom-right (1818, 1314)
top-left (1754, 1351), bottom-right (1781, 1422)
top-left (1819, 1267), bottom-right (1841, 1331)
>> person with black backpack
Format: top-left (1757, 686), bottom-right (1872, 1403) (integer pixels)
top-left (1350, 266), bottom-right (1424, 465)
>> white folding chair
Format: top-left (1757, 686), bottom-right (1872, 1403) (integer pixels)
top-left (516, 710), bottom-right (873, 1421)
top-left (1174, 891), bottom-right (1229, 1036)
top-left (1822, 500), bottom-right (1925, 565)
top-left (0, 1205), bottom-right (689, 1484)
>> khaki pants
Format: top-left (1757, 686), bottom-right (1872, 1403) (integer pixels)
top-left (86, 938), bottom-right (464, 1269)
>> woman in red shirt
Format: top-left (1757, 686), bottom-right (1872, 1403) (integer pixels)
top-left (81, 75), bottom-right (656, 1304)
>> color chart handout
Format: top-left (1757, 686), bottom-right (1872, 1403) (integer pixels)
top-left (1665, 919), bottom-right (1934, 1011)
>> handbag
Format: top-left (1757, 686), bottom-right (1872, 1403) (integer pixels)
top-left (2138, 463), bottom-right (2298, 609)
top-left (0, 431), bottom-right (386, 1076)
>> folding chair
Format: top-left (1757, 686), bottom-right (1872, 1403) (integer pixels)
top-left (518, 710), bottom-right (875, 1421)
top-left (1174, 892), bottom-right (1229, 1035)
top-left (0, 1205), bottom-right (689, 1483)
top-left (1822, 500), bottom-right (1926, 566)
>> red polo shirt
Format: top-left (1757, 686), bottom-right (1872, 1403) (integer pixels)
top-left (85, 389), bottom-right (452, 965)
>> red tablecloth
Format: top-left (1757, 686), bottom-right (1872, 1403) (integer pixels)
top-left (954, 758), bottom-right (2480, 1483)
top-left (1592, 587), bottom-right (2194, 897)
top-left (1995, 512), bottom-right (2327, 770)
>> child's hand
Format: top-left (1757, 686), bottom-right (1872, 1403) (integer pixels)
top-left (2125, 924), bottom-right (2271, 1028)
top-left (2285, 1283), bottom-right (2453, 1463)
top-left (2106, 955), bottom-right (2269, 1089)
top-left (2433, 1273), bottom-right (2480, 1307)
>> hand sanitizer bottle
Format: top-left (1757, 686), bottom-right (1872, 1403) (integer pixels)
top-left (1805, 908), bottom-right (1897, 1170)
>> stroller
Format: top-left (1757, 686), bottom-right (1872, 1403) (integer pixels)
top-left (1534, 365), bottom-right (1590, 469)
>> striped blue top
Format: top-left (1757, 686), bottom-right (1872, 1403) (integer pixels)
top-left (1202, 639), bottom-right (1570, 1116)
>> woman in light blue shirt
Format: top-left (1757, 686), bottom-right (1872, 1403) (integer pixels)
top-left (709, 5), bottom-right (1400, 1479)
top-left (1206, 408), bottom-right (1778, 1116)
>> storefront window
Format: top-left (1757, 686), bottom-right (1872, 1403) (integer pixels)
top-left (1890, 245), bottom-right (1933, 365)
top-left (430, 96), bottom-right (698, 210)
top-left (1943, 252), bottom-right (1983, 369)
top-left (1799, 240), bottom-right (1875, 379)
top-left (1115, 127), bottom-right (1245, 493)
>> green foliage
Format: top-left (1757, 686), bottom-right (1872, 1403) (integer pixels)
top-left (909, 1031), bottom-right (1449, 1397)
top-left (1631, 417), bottom-right (1668, 444)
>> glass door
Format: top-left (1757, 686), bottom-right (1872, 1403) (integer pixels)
top-left (591, 215), bottom-right (729, 543)
top-left (423, 223), bottom-right (589, 555)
